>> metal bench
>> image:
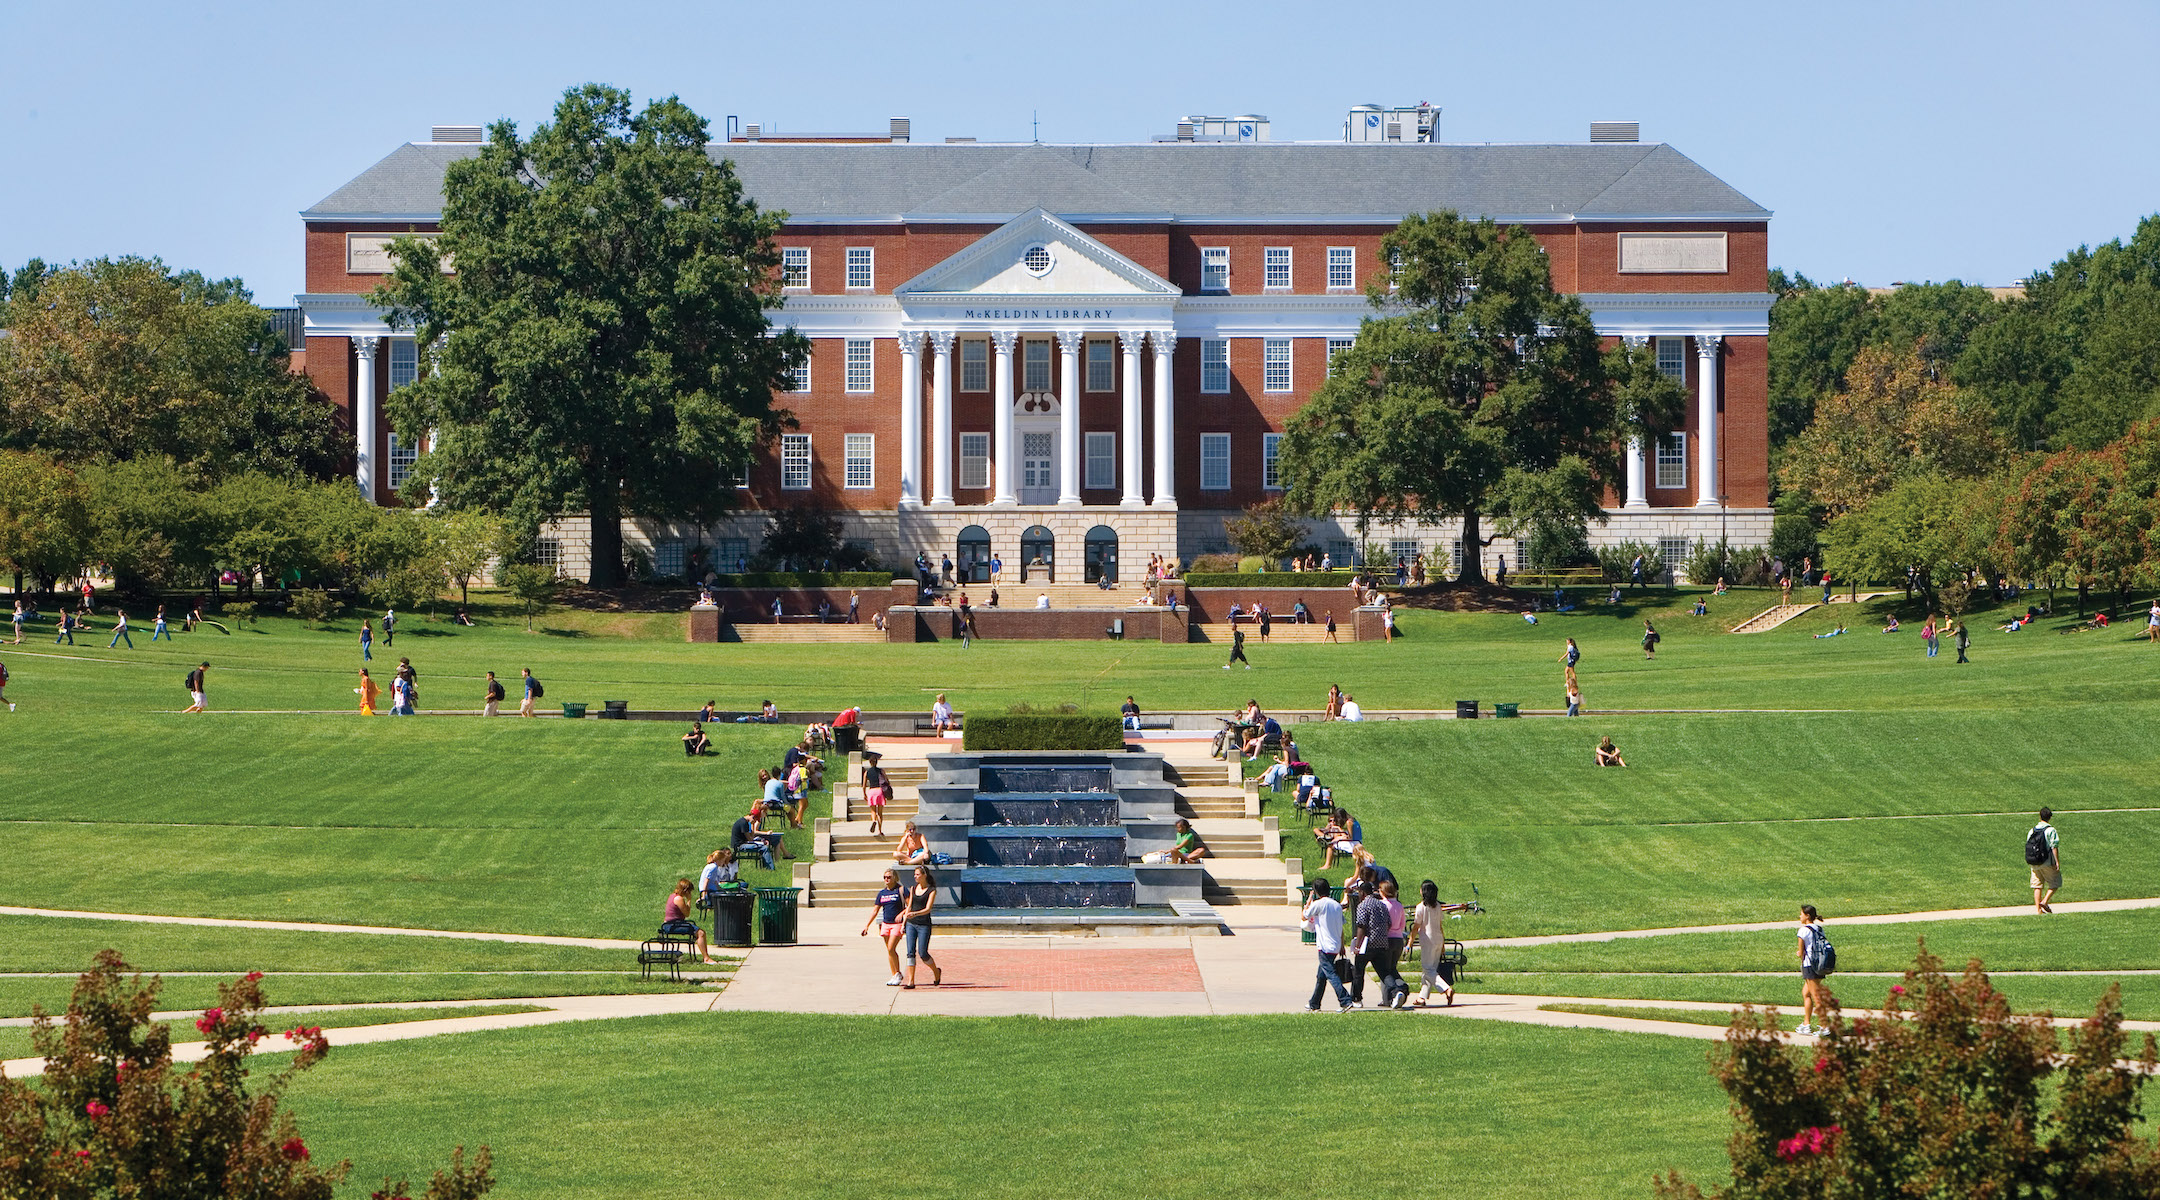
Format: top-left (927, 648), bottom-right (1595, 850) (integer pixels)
top-left (637, 929), bottom-right (697, 981)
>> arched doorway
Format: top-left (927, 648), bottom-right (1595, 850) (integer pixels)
top-left (1020, 526), bottom-right (1055, 583)
top-left (956, 526), bottom-right (991, 584)
top-left (1084, 525), bottom-right (1118, 585)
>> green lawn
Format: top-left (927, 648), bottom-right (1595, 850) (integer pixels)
top-left (1540, 1001), bottom-right (1799, 1031)
top-left (279, 1012), bottom-right (1730, 1200)
top-left (1477, 972), bottom-right (2160, 1022)
top-left (0, 1003), bottom-right (548, 1063)
top-left (0, 974), bottom-right (710, 1022)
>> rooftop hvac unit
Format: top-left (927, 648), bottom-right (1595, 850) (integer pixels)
top-left (889, 117), bottom-right (911, 143)
top-left (1345, 104), bottom-right (1437, 143)
top-left (431, 125), bottom-right (483, 143)
top-left (1590, 121), bottom-right (1640, 143)
top-left (744, 123), bottom-right (761, 140)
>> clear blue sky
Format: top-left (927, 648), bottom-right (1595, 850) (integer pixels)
top-left (4, 0), bottom-right (2155, 303)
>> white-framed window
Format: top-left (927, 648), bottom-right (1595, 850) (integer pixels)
top-left (1200, 433), bottom-right (1231, 491)
top-left (787, 349), bottom-right (811, 393)
top-left (731, 459), bottom-right (752, 489)
top-left (960, 433), bottom-right (989, 489)
top-left (1085, 432), bottom-right (1116, 489)
top-left (653, 540), bottom-right (685, 578)
top-left (844, 433), bottom-right (874, 488)
top-left (1201, 339), bottom-right (1230, 394)
top-left (388, 338), bottom-right (418, 390)
top-left (387, 432), bottom-right (417, 490)
top-left (845, 339), bottom-right (873, 392)
top-left (1086, 339), bottom-right (1114, 391)
top-left (1023, 338), bottom-right (1051, 392)
top-left (1327, 247), bottom-right (1356, 290)
top-left (961, 338), bottom-right (988, 392)
top-left (1201, 247), bottom-right (1229, 292)
top-left (1388, 248), bottom-right (1403, 290)
top-left (845, 247), bottom-right (873, 290)
top-left (1656, 432), bottom-right (1688, 490)
top-left (1326, 337), bottom-right (1356, 372)
top-left (1263, 339), bottom-right (1292, 392)
top-left (781, 433), bottom-right (812, 490)
top-left (1264, 247), bottom-right (1292, 289)
top-left (533, 538), bottom-right (561, 575)
top-left (1451, 541), bottom-right (1465, 576)
top-left (1659, 537), bottom-right (1690, 581)
top-left (781, 247), bottom-right (809, 290)
top-left (1262, 432), bottom-right (1283, 490)
top-left (718, 538), bottom-right (749, 569)
top-left (1655, 336), bottom-right (1687, 380)
top-left (1389, 539), bottom-right (1420, 568)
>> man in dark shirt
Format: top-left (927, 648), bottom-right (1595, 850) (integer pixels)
top-left (731, 813), bottom-right (774, 870)
top-left (1121, 696), bottom-right (1141, 730)
top-left (1352, 888), bottom-right (1391, 1008)
top-left (484, 671), bottom-right (505, 717)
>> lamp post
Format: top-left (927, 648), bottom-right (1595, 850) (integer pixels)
top-left (1718, 492), bottom-right (1729, 582)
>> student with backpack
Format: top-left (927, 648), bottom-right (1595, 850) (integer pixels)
top-left (520, 668), bottom-right (542, 717)
top-left (2026, 807), bottom-right (2062, 914)
top-left (1795, 904), bottom-right (1836, 1035)
top-left (182, 662), bottom-right (209, 714)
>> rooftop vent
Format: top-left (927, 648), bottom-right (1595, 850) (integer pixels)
top-left (1344, 104), bottom-right (1437, 143)
top-left (1590, 121), bottom-right (1640, 143)
top-left (889, 117), bottom-right (911, 143)
top-left (744, 123), bottom-right (761, 140)
top-left (944, 136), bottom-right (977, 143)
top-left (431, 125), bottom-right (483, 143)
top-left (1176, 122), bottom-right (1196, 142)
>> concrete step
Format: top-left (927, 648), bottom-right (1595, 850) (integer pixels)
top-left (1730, 602), bottom-right (1817, 634)
top-left (728, 624), bottom-right (887, 643)
top-left (1190, 623), bottom-right (1340, 644)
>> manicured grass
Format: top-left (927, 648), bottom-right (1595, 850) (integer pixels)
top-left (1540, 1001), bottom-right (1797, 1031)
top-left (0, 974), bottom-right (710, 1021)
top-left (1475, 973), bottom-right (2160, 1022)
top-left (0, 915), bottom-right (676, 974)
top-left (0, 1004), bottom-right (549, 1063)
top-left (280, 1012), bottom-right (1729, 1200)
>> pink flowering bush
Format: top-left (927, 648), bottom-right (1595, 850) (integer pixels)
top-left (1656, 943), bottom-right (2160, 1199)
top-left (0, 950), bottom-right (494, 1200)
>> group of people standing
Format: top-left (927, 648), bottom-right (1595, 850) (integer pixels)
top-left (1301, 872), bottom-right (1469, 1011)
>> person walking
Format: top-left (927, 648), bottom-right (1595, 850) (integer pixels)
top-left (359, 620), bottom-right (373, 662)
top-left (483, 671), bottom-right (505, 717)
top-left (1381, 605), bottom-right (1395, 642)
top-left (1780, 575), bottom-right (1793, 607)
top-left (182, 661), bottom-right (209, 714)
top-left (520, 668), bottom-right (540, 716)
top-left (2027, 807), bottom-right (2062, 914)
top-left (1412, 879), bottom-right (1455, 1007)
top-left (356, 668), bottom-right (379, 716)
top-left (1641, 619), bottom-right (1660, 660)
top-left (1324, 610), bottom-right (1338, 643)
top-left (0, 656), bottom-right (11, 710)
top-left (1303, 877), bottom-right (1355, 1011)
top-left (1795, 904), bottom-right (1836, 1036)
top-left (381, 606), bottom-right (396, 647)
top-left (1565, 680), bottom-right (1583, 717)
top-left (149, 605), bottom-right (169, 643)
top-left (1921, 614), bottom-right (1939, 658)
top-left (54, 609), bottom-right (76, 646)
top-left (390, 672), bottom-right (414, 716)
top-left (1954, 622), bottom-right (1971, 663)
top-left (1560, 636), bottom-right (1580, 672)
top-left (107, 609), bottom-right (133, 649)
top-left (1378, 879), bottom-right (1410, 1009)
top-left (1630, 553), bottom-right (1645, 590)
top-left (394, 658), bottom-right (418, 713)
top-left (900, 866), bottom-right (941, 988)
top-left (849, 590), bottom-right (860, 624)
top-left (1349, 870), bottom-right (1391, 1008)
top-left (862, 756), bottom-right (891, 836)
top-left (1225, 626), bottom-right (1251, 670)
top-left (861, 867), bottom-right (909, 985)
top-left (2146, 600), bottom-right (2159, 644)
top-left (11, 600), bottom-right (24, 644)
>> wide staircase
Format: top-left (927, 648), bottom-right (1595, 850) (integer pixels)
top-left (1729, 603), bottom-right (1817, 634)
top-left (727, 622), bottom-right (887, 644)
top-left (926, 580), bottom-right (1161, 611)
top-left (1189, 622), bottom-right (1336, 643)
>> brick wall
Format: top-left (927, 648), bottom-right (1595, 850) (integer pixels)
top-left (897, 606), bottom-right (1157, 642)
top-left (1184, 587), bottom-right (1360, 627)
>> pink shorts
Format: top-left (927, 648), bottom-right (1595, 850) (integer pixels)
top-left (867, 788), bottom-right (888, 808)
top-left (878, 921), bottom-right (905, 937)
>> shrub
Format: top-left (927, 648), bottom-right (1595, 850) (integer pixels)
top-left (1222, 498), bottom-right (1307, 563)
top-left (1185, 553), bottom-right (1241, 575)
top-left (1655, 946), bottom-right (2160, 1199)
top-left (1683, 539), bottom-right (1733, 587)
top-left (1771, 514), bottom-right (1820, 570)
top-left (497, 563), bottom-right (556, 631)
top-left (1236, 556), bottom-right (1271, 574)
top-left (290, 587), bottom-right (338, 628)
top-left (0, 951), bottom-right (495, 1200)
top-left (1595, 541), bottom-right (1664, 585)
top-left (702, 572), bottom-right (898, 588)
top-left (224, 601), bottom-right (258, 625)
top-left (963, 714), bottom-right (1125, 751)
top-left (1184, 572), bottom-right (1357, 589)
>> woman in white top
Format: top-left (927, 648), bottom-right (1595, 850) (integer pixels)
top-left (1412, 879), bottom-right (1455, 1007)
top-left (1796, 904), bottom-right (1836, 1035)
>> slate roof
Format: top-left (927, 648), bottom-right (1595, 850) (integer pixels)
top-left (304, 140), bottom-right (1768, 223)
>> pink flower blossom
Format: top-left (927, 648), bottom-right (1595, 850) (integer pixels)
top-left (76, 1150), bottom-right (91, 1160)
top-left (194, 1007), bottom-right (225, 1034)
top-left (1812, 1054), bottom-right (1830, 1073)
top-left (245, 971), bottom-right (264, 982)
top-left (1890, 985), bottom-right (1905, 995)
top-left (281, 1137), bottom-right (309, 1161)
top-left (247, 1031), bottom-right (263, 1044)
top-left (84, 1101), bottom-right (109, 1118)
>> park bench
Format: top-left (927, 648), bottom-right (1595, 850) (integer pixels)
top-left (637, 928), bottom-right (697, 982)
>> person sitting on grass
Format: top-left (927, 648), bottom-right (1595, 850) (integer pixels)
top-left (1713, 578), bottom-right (1729, 595)
top-left (1170, 818), bottom-right (1211, 863)
top-left (661, 878), bottom-right (719, 965)
top-left (1883, 614), bottom-right (1901, 633)
top-left (1595, 737), bottom-right (1627, 767)
top-left (1691, 597), bottom-right (1708, 616)
top-left (682, 723), bottom-right (711, 757)
top-left (893, 820), bottom-right (930, 866)
top-left (453, 606), bottom-right (475, 626)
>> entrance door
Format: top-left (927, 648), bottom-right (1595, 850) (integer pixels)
top-left (1020, 526), bottom-right (1055, 583)
top-left (956, 526), bottom-right (991, 584)
top-left (1084, 525), bottom-right (1118, 585)
top-left (1020, 431), bottom-right (1055, 505)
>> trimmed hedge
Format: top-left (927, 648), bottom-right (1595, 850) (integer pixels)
top-left (704, 572), bottom-right (899, 588)
top-left (962, 715), bottom-right (1127, 752)
top-left (1183, 572), bottom-right (1360, 589)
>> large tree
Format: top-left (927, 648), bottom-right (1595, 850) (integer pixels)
top-left (374, 84), bottom-right (807, 585)
top-left (1276, 211), bottom-right (1685, 583)
top-left (0, 257), bottom-right (341, 481)
top-left (1779, 343), bottom-right (2007, 519)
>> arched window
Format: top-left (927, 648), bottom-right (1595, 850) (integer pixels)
top-left (1020, 526), bottom-right (1055, 583)
top-left (1084, 525), bottom-right (1119, 584)
top-left (956, 526), bottom-right (991, 584)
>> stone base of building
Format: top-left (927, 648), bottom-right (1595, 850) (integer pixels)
top-left (535, 506), bottom-right (1774, 584)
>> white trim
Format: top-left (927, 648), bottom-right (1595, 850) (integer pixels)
top-left (1263, 246), bottom-right (1292, 290)
top-left (844, 432), bottom-right (875, 489)
top-left (895, 208), bottom-right (1180, 298)
top-left (1200, 247), bottom-right (1229, 293)
top-left (1200, 339), bottom-right (1230, 394)
top-left (1199, 432), bottom-right (1231, 491)
top-left (1262, 432), bottom-right (1283, 490)
top-left (1262, 338), bottom-right (1292, 392)
top-left (1655, 432), bottom-right (1687, 490)
top-left (781, 246), bottom-right (810, 290)
top-left (1326, 246), bottom-right (1356, 290)
top-left (781, 433), bottom-right (813, 490)
top-left (844, 338), bottom-right (874, 392)
top-left (845, 246), bottom-right (875, 290)
top-left (1084, 430), bottom-right (1117, 490)
top-left (1580, 292), bottom-right (1774, 338)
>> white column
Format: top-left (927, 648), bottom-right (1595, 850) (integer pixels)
top-left (1055, 330), bottom-right (1082, 506)
top-left (991, 331), bottom-right (1018, 506)
top-left (1694, 334), bottom-right (1722, 509)
top-left (1118, 330), bottom-right (1145, 508)
top-left (353, 337), bottom-right (379, 503)
top-left (1150, 330), bottom-right (1177, 508)
top-left (897, 331), bottom-right (923, 508)
top-left (929, 332), bottom-right (955, 506)
top-left (1621, 333), bottom-right (1649, 509)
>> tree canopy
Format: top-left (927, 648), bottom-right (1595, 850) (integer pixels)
top-left (0, 257), bottom-right (342, 481)
top-left (1779, 343), bottom-right (2007, 519)
top-left (1275, 211), bottom-right (1685, 582)
top-left (373, 84), bottom-right (807, 585)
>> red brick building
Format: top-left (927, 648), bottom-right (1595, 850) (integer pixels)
top-left (299, 112), bottom-right (1772, 581)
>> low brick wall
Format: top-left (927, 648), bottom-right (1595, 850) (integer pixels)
top-left (894, 606), bottom-right (1160, 642)
top-left (1184, 587), bottom-right (1361, 626)
top-left (685, 588), bottom-right (895, 642)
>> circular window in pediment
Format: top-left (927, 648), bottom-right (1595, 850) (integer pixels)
top-left (1022, 244), bottom-right (1054, 277)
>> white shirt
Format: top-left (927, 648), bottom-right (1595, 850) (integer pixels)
top-left (932, 700), bottom-right (951, 721)
top-left (1304, 896), bottom-right (1345, 955)
top-left (1341, 701), bottom-right (1364, 721)
top-left (1035, 594), bottom-right (1050, 609)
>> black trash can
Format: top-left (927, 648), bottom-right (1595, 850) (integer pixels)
top-left (708, 888), bottom-right (754, 948)
top-left (755, 887), bottom-right (802, 946)
top-left (601, 700), bottom-right (628, 720)
top-left (1455, 700), bottom-right (1479, 720)
top-left (834, 725), bottom-right (864, 755)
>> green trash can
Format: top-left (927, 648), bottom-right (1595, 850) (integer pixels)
top-left (755, 887), bottom-right (802, 946)
top-left (1296, 883), bottom-right (1319, 944)
top-left (1494, 703), bottom-right (1520, 719)
top-left (560, 702), bottom-right (588, 720)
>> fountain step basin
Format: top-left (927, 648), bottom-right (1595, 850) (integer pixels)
top-left (969, 825), bottom-right (1127, 867)
top-left (960, 866), bottom-right (1136, 909)
top-left (972, 795), bottom-right (1122, 827)
top-left (978, 765), bottom-right (1115, 795)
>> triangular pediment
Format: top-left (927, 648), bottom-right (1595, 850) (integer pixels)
top-left (895, 209), bottom-right (1180, 299)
